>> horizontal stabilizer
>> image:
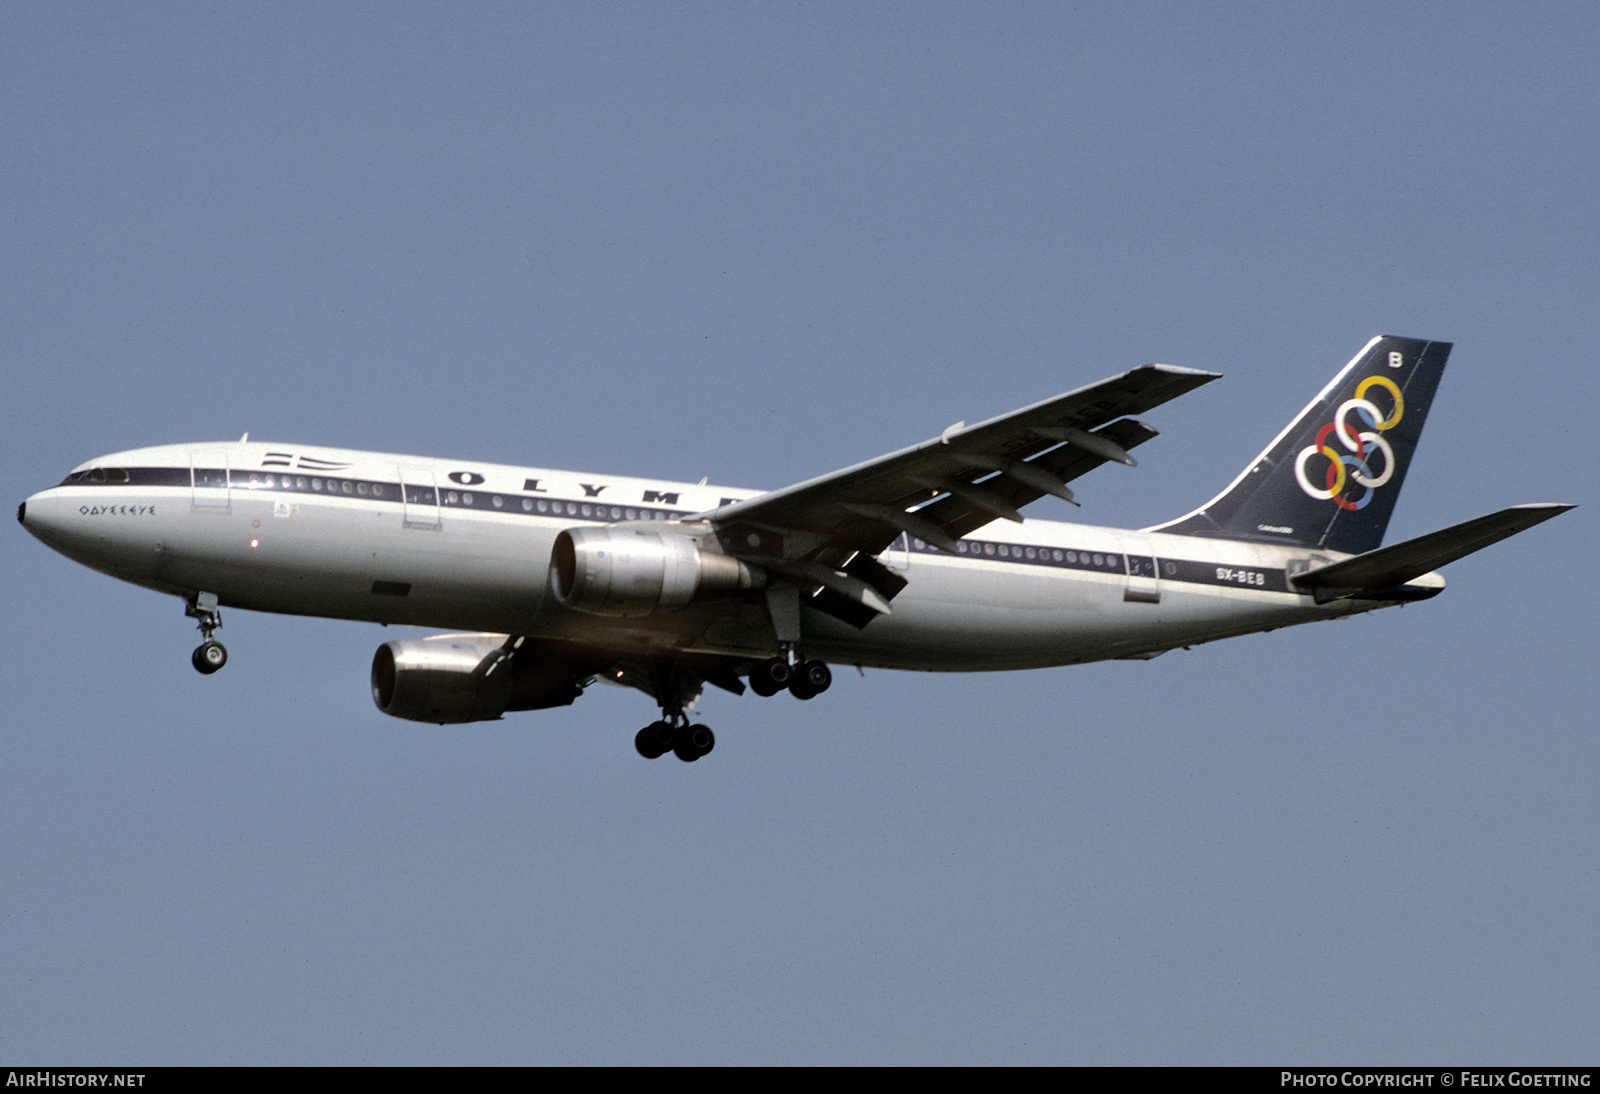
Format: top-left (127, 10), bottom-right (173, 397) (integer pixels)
top-left (1291, 503), bottom-right (1574, 601)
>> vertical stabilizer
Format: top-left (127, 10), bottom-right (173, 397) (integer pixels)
top-left (1148, 336), bottom-right (1451, 556)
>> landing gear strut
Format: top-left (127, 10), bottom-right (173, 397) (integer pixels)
top-left (185, 592), bottom-right (228, 675)
top-left (756, 585), bottom-right (832, 700)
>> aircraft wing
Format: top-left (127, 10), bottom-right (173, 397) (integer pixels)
top-left (699, 363), bottom-right (1220, 627)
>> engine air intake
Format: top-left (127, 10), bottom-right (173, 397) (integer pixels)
top-left (550, 527), bottom-right (764, 616)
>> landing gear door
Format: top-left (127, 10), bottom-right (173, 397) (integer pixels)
top-left (400, 467), bottom-right (441, 529)
top-left (190, 450), bottom-right (231, 510)
top-left (884, 532), bottom-right (911, 573)
top-left (1119, 533), bottom-right (1161, 604)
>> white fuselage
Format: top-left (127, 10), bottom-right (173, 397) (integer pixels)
top-left (23, 441), bottom-right (1422, 671)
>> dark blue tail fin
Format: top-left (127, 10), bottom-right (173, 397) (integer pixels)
top-left (1148, 336), bottom-right (1451, 556)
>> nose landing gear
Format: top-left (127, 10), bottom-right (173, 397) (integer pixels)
top-left (185, 592), bottom-right (228, 675)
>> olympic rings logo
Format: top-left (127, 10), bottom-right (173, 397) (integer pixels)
top-left (1293, 375), bottom-right (1405, 511)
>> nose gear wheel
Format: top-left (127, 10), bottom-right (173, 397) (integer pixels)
top-left (185, 592), bottom-right (228, 675)
top-left (192, 640), bottom-right (228, 674)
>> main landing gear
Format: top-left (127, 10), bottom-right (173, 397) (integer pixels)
top-left (635, 718), bottom-right (715, 762)
top-left (185, 592), bottom-right (228, 675)
top-left (751, 586), bottom-right (832, 701)
top-left (747, 656), bottom-right (832, 700)
top-left (634, 662), bottom-right (717, 763)
top-left (634, 653), bottom-right (833, 762)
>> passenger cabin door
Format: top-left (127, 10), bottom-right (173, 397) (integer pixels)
top-left (400, 467), bottom-right (441, 529)
top-left (1119, 532), bottom-right (1161, 604)
top-left (190, 450), bottom-right (231, 510)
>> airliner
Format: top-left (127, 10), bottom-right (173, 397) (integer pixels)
top-left (18, 336), bottom-right (1571, 762)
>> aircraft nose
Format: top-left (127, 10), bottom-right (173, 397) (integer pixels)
top-left (19, 492), bottom-right (44, 534)
top-left (18, 487), bottom-right (74, 546)
top-left (19, 486), bottom-right (112, 567)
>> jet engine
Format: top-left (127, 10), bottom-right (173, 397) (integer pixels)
top-left (550, 527), bottom-right (765, 616)
top-left (371, 633), bottom-right (586, 724)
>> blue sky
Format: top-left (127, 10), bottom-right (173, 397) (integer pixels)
top-left (2, 2), bottom-right (1595, 1063)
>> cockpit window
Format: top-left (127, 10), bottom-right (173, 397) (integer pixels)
top-left (60, 467), bottom-right (129, 485)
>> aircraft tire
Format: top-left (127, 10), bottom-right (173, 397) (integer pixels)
top-left (635, 725), bottom-right (667, 759)
top-left (672, 723), bottom-right (714, 761)
top-left (752, 658), bottom-right (790, 694)
top-left (800, 659), bottom-right (832, 694)
top-left (192, 641), bottom-right (227, 675)
top-left (789, 675), bottom-right (817, 701)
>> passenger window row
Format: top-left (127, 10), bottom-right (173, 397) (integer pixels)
top-left (908, 534), bottom-right (1130, 573)
top-left (245, 472), bottom-right (385, 497)
top-left (240, 471), bottom-right (688, 522)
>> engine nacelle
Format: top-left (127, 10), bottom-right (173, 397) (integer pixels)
top-left (372, 633), bottom-right (585, 724)
top-left (550, 527), bottom-right (764, 616)
top-left (371, 634), bottom-right (513, 724)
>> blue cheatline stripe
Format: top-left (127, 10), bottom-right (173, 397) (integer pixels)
top-left (61, 467), bottom-right (1294, 591)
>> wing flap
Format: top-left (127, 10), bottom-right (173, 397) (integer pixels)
top-left (915, 418), bottom-right (1161, 541)
top-left (692, 362), bottom-right (1217, 629)
top-left (704, 364), bottom-right (1218, 563)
